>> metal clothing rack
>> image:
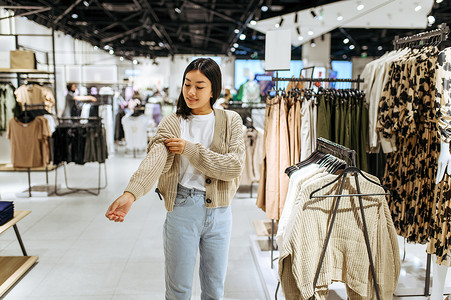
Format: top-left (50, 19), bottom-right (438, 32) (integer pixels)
top-left (393, 23), bottom-right (450, 50)
top-left (275, 138), bottom-right (388, 300)
top-left (53, 117), bottom-right (108, 196)
top-left (267, 76), bottom-right (364, 271)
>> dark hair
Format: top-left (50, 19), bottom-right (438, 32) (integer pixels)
top-left (176, 58), bottom-right (222, 119)
top-left (66, 83), bottom-right (75, 91)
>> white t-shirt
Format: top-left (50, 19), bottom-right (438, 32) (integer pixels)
top-left (179, 111), bottom-right (215, 190)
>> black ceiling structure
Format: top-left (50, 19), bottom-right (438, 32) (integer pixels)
top-left (0, 0), bottom-right (449, 60)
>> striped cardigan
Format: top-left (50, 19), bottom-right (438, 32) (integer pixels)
top-left (125, 108), bottom-right (245, 212)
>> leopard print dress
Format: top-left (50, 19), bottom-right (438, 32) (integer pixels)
top-left (426, 47), bottom-right (451, 266)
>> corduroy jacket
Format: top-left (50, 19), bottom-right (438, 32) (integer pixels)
top-left (125, 108), bottom-right (245, 212)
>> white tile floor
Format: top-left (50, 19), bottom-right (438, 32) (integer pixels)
top-left (0, 152), bottom-right (450, 300)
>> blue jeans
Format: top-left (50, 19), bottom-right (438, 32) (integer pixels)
top-left (163, 184), bottom-right (232, 300)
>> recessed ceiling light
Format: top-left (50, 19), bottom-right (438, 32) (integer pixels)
top-left (343, 38), bottom-right (349, 44)
top-left (298, 36), bottom-right (303, 41)
top-left (120, 57), bottom-right (124, 61)
top-left (337, 15), bottom-right (343, 21)
top-left (436, 0), bottom-right (443, 3)
top-left (71, 13), bottom-right (78, 19)
top-left (275, 23), bottom-right (280, 28)
top-left (311, 40), bottom-right (316, 47)
top-left (234, 29), bottom-right (240, 34)
top-left (83, 1), bottom-right (89, 7)
top-left (174, 7), bottom-right (181, 14)
top-left (308, 30), bottom-right (314, 36)
top-left (231, 47), bottom-right (236, 52)
top-left (377, 45), bottom-right (383, 51)
top-left (349, 45), bottom-right (355, 50)
top-left (133, 59), bottom-right (138, 65)
top-left (415, 5), bottom-right (422, 11)
top-left (428, 15), bottom-right (435, 24)
top-left (250, 20), bottom-right (257, 26)
top-left (109, 49), bottom-right (114, 55)
top-left (233, 43), bottom-right (239, 48)
top-left (261, 5), bottom-right (268, 12)
top-left (104, 45), bottom-right (110, 50)
top-left (357, 2), bottom-right (364, 11)
top-left (239, 34), bottom-right (246, 40)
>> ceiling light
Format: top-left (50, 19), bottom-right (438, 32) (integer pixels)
top-left (234, 29), bottom-right (240, 34)
top-left (377, 45), bottom-right (383, 51)
top-left (342, 54), bottom-right (348, 59)
top-left (357, 2), bottom-right (364, 10)
top-left (298, 36), bottom-right (303, 41)
top-left (261, 5), bottom-right (268, 12)
top-left (337, 14), bottom-right (343, 21)
top-left (349, 45), bottom-right (355, 50)
top-left (104, 45), bottom-right (110, 50)
top-left (71, 13), bottom-right (78, 19)
top-left (343, 38), bottom-right (349, 44)
top-left (239, 34), bottom-right (246, 40)
top-left (415, 5), bottom-right (422, 11)
top-left (83, 1), bottom-right (89, 7)
top-left (94, 46), bottom-right (98, 50)
top-left (362, 45), bottom-right (368, 50)
top-left (231, 47), bottom-right (236, 52)
top-left (159, 42), bottom-right (164, 47)
top-left (233, 43), bottom-right (239, 48)
top-left (120, 39), bottom-right (125, 44)
top-left (275, 23), bottom-right (279, 28)
top-left (310, 10), bottom-right (317, 19)
top-left (296, 27), bottom-right (301, 35)
top-left (133, 59), bottom-right (138, 65)
top-left (436, 0), bottom-right (443, 3)
top-left (278, 17), bottom-right (284, 27)
top-left (120, 56), bottom-right (124, 61)
top-left (109, 49), bottom-right (114, 55)
top-left (311, 40), bottom-right (316, 48)
top-left (428, 15), bottom-right (436, 24)
top-left (308, 30), bottom-right (314, 36)
top-left (250, 20), bottom-right (257, 26)
top-left (174, 7), bottom-right (181, 14)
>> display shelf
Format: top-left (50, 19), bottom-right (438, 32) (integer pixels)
top-left (0, 210), bottom-right (38, 297)
top-left (0, 68), bottom-right (53, 74)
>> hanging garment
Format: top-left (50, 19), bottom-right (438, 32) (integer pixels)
top-left (425, 47), bottom-right (451, 267)
top-left (376, 46), bottom-right (444, 245)
top-left (242, 80), bottom-right (261, 103)
top-left (278, 172), bottom-right (400, 300)
top-left (121, 114), bottom-right (150, 151)
top-left (240, 126), bottom-right (264, 186)
top-left (99, 104), bottom-right (114, 155)
top-left (14, 84), bottom-right (55, 111)
top-left (7, 116), bottom-right (51, 168)
top-left (0, 83), bottom-right (16, 133)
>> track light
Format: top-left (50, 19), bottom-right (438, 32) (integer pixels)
top-left (415, 4), bottom-right (422, 11)
top-left (278, 17), bottom-right (284, 27)
top-left (261, 5), bottom-right (269, 12)
top-left (337, 14), bottom-right (343, 21)
top-left (175, 7), bottom-right (181, 13)
top-left (343, 38), bottom-right (349, 44)
top-left (83, 1), bottom-right (89, 7)
top-left (311, 39), bottom-right (316, 47)
top-left (294, 13), bottom-right (298, 24)
top-left (428, 15), bottom-right (436, 25)
top-left (296, 27), bottom-right (301, 35)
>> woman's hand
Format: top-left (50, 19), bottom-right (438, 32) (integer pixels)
top-left (164, 138), bottom-right (186, 154)
top-left (105, 192), bottom-right (135, 222)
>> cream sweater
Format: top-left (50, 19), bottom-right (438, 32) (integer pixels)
top-left (125, 108), bottom-right (245, 211)
top-left (279, 172), bottom-right (400, 300)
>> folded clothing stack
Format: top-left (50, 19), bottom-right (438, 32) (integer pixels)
top-left (0, 201), bottom-right (14, 226)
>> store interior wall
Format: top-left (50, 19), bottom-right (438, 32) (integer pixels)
top-left (302, 33), bottom-right (331, 73)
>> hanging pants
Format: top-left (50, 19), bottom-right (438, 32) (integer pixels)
top-left (163, 184), bottom-right (232, 300)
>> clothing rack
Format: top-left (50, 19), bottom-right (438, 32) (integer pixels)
top-left (267, 76), bottom-right (364, 270)
top-left (312, 139), bottom-right (384, 300)
top-left (393, 23), bottom-right (450, 50)
top-left (390, 24), bottom-right (451, 298)
top-left (53, 117), bottom-right (108, 196)
top-left (272, 75), bottom-right (364, 90)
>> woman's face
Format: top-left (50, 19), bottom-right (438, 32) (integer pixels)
top-left (70, 84), bottom-right (76, 92)
top-left (183, 70), bottom-right (213, 115)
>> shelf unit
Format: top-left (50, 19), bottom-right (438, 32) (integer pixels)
top-left (0, 210), bottom-right (38, 297)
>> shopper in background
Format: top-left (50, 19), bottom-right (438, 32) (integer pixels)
top-left (62, 83), bottom-right (96, 117)
top-left (106, 58), bottom-right (245, 300)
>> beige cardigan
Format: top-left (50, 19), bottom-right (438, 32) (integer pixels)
top-left (279, 172), bottom-right (401, 300)
top-left (125, 108), bottom-right (245, 212)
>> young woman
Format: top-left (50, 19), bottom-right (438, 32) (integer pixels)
top-left (106, 58), bottom-right (245, 299)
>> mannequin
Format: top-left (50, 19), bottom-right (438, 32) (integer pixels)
top-left (432, 140), bottom-right (451, 300)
